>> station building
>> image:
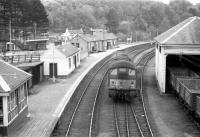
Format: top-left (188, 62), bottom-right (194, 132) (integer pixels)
top-left (70, 32), bottom-right (118, 55)
top-left (0, 60), bottom-right (31, 136)
top-left (155, 16), bottom-right (200, 94)
top-left (41, 43), bottom-right (80, 77)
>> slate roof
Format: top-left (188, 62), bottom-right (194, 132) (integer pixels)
top-left (77, 33), bottom-right (117, 42)
top-left (69, 29), bottom-right (83, 35)
top-left (26, 39), bottom-right (49, 42)
top-left (0, 60), bottom-right (32, 93)
top-left (16, 62), bottom-right (44, 71)
top-left (154, 16), bottom-right (200, 45)
top-left (57, 43), bottom-right (80, 57)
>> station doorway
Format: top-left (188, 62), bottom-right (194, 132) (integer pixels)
top-left (49, 63), bottom-right (57, 78)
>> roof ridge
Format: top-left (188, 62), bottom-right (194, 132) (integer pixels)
top-left (0, 76), bottom-right (11, 92)
top-left (196, 16), bottom-right (200, 20)
top-left (162, 17), bottom-right (196, 43)
top-left (0, 60), bottom-right (32, 77)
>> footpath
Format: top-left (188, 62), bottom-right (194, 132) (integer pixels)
top-left (8, 43), bottom-right (143, 137)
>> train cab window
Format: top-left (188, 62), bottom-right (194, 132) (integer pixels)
top-left (119, 68), bottom-right (126, 72)
top-left (129, 69), bottom-right (135, 76)
top-left (110, 69), bottom-right (117, 75)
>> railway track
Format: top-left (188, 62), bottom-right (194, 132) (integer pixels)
top-left (114, 103), bottom-right (143, 137)
top-left (52, 42), bottom-right (154, 137)
top-left (112, 49), bottom-right (155, 137)
top-left (113, 103), bottom-right (127, 137)
top-left (133, 49), bottom-right (155, 137)
top-left (65, 56), bottom-right (111, 137)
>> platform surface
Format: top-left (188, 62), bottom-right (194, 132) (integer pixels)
top-left (8, 42), bottom-right (140, 137)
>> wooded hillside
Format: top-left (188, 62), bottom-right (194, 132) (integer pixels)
top-left (43, 0), bottom-right (200, 41)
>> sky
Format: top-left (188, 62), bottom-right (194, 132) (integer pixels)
top-left (153, 0), bottom-right (200, 5)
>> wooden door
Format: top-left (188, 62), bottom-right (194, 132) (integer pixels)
top-left (49, 63), bottom-right (57, 78)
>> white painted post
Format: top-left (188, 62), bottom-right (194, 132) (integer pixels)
top-left (3, 97), bottom-right (8, 126)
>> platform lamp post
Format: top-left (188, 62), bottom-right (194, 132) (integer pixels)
top-left (52, 43), bottom-right (56, 83)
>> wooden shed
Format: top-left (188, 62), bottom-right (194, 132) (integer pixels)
top-left (40, 43), bottom-right (80, 77)
top-left (16, 62), bottom-right (44, 89)
top-left (0, 60), bottom-right (31, 136)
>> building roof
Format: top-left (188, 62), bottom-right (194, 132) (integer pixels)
top-left (26, 39), bottom-right (49, 42)
top-left (0, 60), bottom-right (32, 93)
top-left (57, 43), bottom-right (80, 57)
top-left (77, 33), bottom-right (117, 42)
top-left (154, 16), bottom-right (200, 45)
top-left (16, 62), bottom-right (44, 71)
top-left (90, 28), bottom-right (107, 33)
top-left (79, 34), bottom-right (95, 42)
top-left (69, 29), bottom-right (83, 35)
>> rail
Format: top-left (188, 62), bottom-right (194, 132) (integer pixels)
top-left (135, 49), bottom-right (155, 137)
top-left (60, 42), bottom-right (153, 137)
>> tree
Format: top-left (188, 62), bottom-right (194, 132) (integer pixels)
top-left (133, 15), bottom-right (147, 31)
top-left (158, 17), bottom-right (171, 33)
top-left (105, 8), bottom-right (119, 33)
top-left (28, 0), bottom-right (49, 28)
top-left (169, 0), bottom-right (193, 21)
top-left (118, 21), bottom-right (131, 34)
top-left (188, 7), bottom-right (198, 16)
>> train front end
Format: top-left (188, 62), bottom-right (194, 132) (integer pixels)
top-left (108, 61), bottom-right (137, 101)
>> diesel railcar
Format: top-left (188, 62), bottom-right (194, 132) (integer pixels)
top-left (108, 54), bottom-right (137, 101)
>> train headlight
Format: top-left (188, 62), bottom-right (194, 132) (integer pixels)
top-left (110, 79), bottom-right (116, 87)
top-left (130, 80), bottom-right (135, 88)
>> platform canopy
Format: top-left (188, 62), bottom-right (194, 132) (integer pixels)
top-left (155, 16), bottom-right (200, 45)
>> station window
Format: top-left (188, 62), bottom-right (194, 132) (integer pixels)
top-left (77, 54), bottom-right (79, 62)
top-left (159, 46), bottom-right (161, 53)
top-left (76, 43), bottom-right (80, 48)
top-left (8, 91), bottom-right (17, 112)
top-left (69, 58), bottom-right (71, 69)
top-left (18, 84), bottom-right (27, 111)
top-left (8, 91), bottom-right (18, 123)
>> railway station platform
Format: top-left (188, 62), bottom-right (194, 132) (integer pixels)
top-left (8, 42), bottom-right (144, 137)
